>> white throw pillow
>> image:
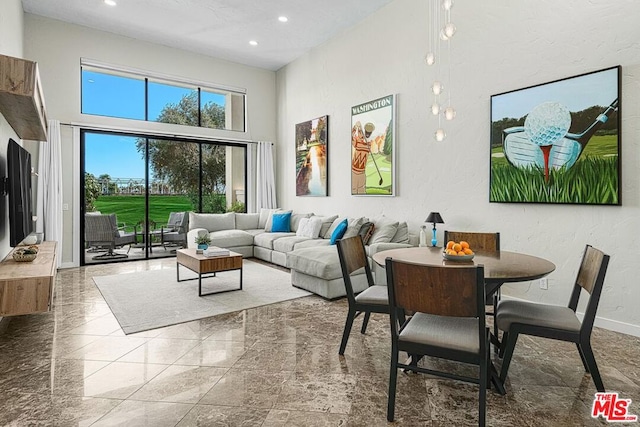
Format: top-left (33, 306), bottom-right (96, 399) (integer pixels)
top-left (258, 208), bottom-right (279, 229)
top-left (311, 215), bottom-right (338, 238)
top-left (296, 217), bottom-right (322, 238)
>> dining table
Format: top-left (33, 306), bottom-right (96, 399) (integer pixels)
top-left (372, 245), bottom-right (556, 394)
top-left (372, 246), bottom-right (556, 299)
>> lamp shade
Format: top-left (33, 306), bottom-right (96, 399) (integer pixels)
top-left (425, 212), bottom-right (444, 224)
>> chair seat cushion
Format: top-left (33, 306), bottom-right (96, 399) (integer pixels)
top-left (496, 300), bottom-right (581, 333)
top-left (399, 312), bottom-right (480, 353)
top-left (355, 285), bottom-right (388, 305)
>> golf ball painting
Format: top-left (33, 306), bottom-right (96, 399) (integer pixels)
top-left (524, 102), bottom-right (571, 147)
top-left (490, 66), bottom-right (620, 205)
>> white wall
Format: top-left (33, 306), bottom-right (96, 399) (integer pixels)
top-left (276, 0), bottom-right (640, 335)
top-left (23, 14), bottom-right (277, 265)
top-left (0, 0), bottom-right (25, 259)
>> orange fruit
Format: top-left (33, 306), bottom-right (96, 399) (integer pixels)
top-left (460, 241), bottom-right (470, 249)
top-left (463, 248), bottom-right (473, 255)
top-left (446, 249), bottom-right (456, 255)
top-left (457, 251), bottom-right (466, 256)
top-left (446, 241), bottom-right (455, 250)
top-left (452, 243), bottom-right (462, 252)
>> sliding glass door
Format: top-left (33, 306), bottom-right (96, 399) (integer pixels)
top-left (81, 130), bottom-right (246, 265)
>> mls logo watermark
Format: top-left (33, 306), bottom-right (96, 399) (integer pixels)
top-left (592, 392), bottom-right (638, 422)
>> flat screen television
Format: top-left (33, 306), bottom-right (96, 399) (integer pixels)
top-left (7, 138), bottom-right (34, 247)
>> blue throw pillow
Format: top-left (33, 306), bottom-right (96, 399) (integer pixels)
top-left (271, 211), bottom-right (292, 232)
top-left (330, 219), bottom-right (349, 245)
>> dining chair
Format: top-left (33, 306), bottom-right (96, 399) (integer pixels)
top-left (385, 257), bottom-right (492, 425)
top-left (496, 244), bottom-right (610, 392)
top-left (445, 230), bottom-right (502, 336)
top-left (444, 231), bottom-right (501, 253)
top-left (336, 235), bottom-right (389, 355)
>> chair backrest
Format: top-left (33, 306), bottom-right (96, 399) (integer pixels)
top-left (385, 258), bottom-right (485, 318)
top-left (568, 245), bottom-right (610, 335)
top-left (167, 212), bottom-right (187, 232)
top-left (336, 235), bottom-right (375, 303)
top-left (85, 214), bottom-right (118, 241)
top-left (444, 231), bottom-right (500, 252)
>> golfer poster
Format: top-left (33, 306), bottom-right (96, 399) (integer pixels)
top-left (490, 66), bottom-right (620, 205)
top-left (351, 94), bottom-right (395, 196)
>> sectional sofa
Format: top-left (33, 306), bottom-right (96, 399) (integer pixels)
top-left (186, 209), bottom-right (417, 299)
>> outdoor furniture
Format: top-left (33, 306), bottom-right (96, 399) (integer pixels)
top-left (160, 211), bottom-right (188, 250)
top-left (336, 235), bottom-right (389, 355)
top-left (496, 244), bottom-right (610, 392)
top-left (85, 213), bottom-right (137, 260)
top-left (385, 258), bottom-right (497, 425)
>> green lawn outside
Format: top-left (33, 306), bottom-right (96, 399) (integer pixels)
top-left (93, 195), bottom-right (193, 232)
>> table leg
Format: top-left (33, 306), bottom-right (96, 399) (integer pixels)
top-left (240, 267), bottom-right (243, 290)
top-left (176, 262), bottom-right (179, 282)
top-left (198, 273), bottom-right (202, 297)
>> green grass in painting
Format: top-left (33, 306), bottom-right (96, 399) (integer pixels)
top-left (365, 153), bottom-right (393, 194)
top-left (490, 156), bottom-right (618, 204)
top-left (94, 195), bottom-right (193, 231)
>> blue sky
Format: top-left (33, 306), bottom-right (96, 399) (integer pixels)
top-left (82, 70), bottom-right (225, 179)
top-left (491, 67), bottom-right (618, 121)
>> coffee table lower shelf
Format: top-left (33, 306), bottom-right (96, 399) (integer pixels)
top-left (176, 249), bottom-right (243, 297)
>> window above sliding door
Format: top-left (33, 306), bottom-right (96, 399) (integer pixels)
top-left (80, 59), bottom-right (247, 132)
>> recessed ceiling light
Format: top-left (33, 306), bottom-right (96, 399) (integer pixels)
top-left (278, 16), bottom-right (288, 22)
top-left (104, 0), bottom-right (117, 6)
top-left (249, 40), bottom-right (258, 46)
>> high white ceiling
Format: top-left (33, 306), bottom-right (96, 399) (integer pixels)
top-left (22, 0), bottom-right (395, 71)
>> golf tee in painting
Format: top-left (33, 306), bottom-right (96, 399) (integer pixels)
top-left (351, 94), bottom-right (395, 196)
top-left (490, 66), bottom-right (620, 205)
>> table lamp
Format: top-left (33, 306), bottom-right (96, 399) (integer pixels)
top-left (425, 212), bottom-right (444, 247)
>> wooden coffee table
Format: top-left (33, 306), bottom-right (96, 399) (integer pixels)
top-left (176, 248), bottom-right (243, 296)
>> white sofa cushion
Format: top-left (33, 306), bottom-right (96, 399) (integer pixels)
top-left (209, 229), bottom-right (255, 248)
top-left (189, 212), bottom-right (235, 232)
top-left (391, 222), bottom-right (410, 243)
top-left (293, 239), bottom-right (331, 249)
top-left (343, 217), bottom-right (368, 239)
top-left (236, 213), bottom-right (259, 230)
top-left (290, 213), bottom-right (313, 232)
top-left (258, 208), bottom-right (280, 229)
top-left (369, 217), bottom-right (399, 244)
top-left (311, 215), bottom-right (338, 238)
top-left (253, 232), bottom-right (296, 249)
top-left (286, 246), bottom-right (343, 280)
top-left (273, 236), bottom-right (313, 252)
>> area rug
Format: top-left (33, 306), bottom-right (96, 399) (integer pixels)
top-left (93, 260), bottom-right (311, 334)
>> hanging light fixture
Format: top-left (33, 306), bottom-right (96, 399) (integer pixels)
top-left (426, 0), bottom-right (456, 141)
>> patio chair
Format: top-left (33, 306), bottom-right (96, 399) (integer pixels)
top-left (160, 211), bottom-right (188, 250)
top-left (85, 213), bottom-right (137, 260)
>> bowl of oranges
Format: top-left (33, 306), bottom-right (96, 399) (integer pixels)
top-left (443, 240), bottom-right (474, 261)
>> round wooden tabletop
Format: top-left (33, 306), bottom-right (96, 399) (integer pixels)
top-left (372, 246), bottom-right (556, 284)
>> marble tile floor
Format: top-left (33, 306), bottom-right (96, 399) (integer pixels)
top-left (1, 258), bottom-right (639, 426)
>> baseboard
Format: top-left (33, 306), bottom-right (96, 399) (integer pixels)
top-left (501, 295), bottom-right (640, 338)
top-left (60, 261), bottom-right (77, 269)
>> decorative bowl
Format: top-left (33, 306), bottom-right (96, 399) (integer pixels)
top-left (13, 252), bottom-right (37, 262)
top-left (442, 252), bottom-right (474, 262)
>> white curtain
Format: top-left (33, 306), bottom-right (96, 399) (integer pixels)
top-left (36, 119), bottom-right (63, 266)
top-left (256, 141), bottom-right (277, 209)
